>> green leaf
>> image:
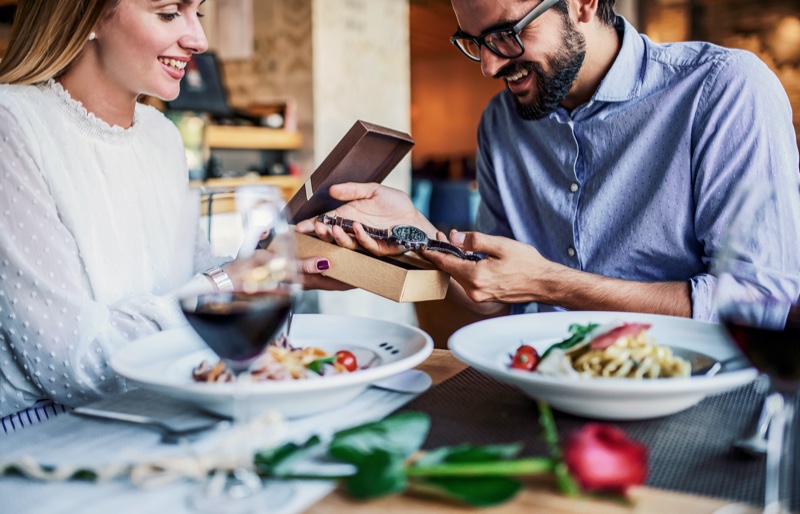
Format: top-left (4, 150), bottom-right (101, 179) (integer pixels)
top-left (254, 435), bottom-right (322, 477)
top-left (540, 323), bottom-right (599, 362)
top-left (409, 477), bottom-right (522, 507)
top-left (330, 412), bottom-right (430, 465)
top-left (413, 443), bottom-right (523, 467)
top-left (343, 450), bottom-right (407, 499)
top-left (308, 356), bottom-right (337, 374)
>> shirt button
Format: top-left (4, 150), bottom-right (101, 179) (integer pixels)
top-left (569, 183), bottom-right (579, 192)
top-left (567, 246), bottom-right (576, 257)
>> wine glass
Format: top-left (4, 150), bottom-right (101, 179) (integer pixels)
top-left (714, 180), bottom-right (800, 514)
top-left (181, 185), bottom-right (299, 512)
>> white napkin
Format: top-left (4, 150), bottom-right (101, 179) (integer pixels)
top-left (0, 387), bottom-right (418, 514)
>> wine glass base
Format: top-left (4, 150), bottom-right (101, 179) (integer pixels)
top-left (188, 469), bottom-right (294, 514)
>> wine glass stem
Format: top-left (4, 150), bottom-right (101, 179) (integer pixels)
top-left (765, 388), bottom-right (796, 514)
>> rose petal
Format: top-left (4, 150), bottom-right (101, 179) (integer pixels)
top-left (564, 423), bottom-right (648, 494)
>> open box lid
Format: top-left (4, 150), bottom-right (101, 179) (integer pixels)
top-left (284, 120), bottom-right (414, 224)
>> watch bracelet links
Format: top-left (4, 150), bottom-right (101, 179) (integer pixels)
top-left (202, 266), bottom-right (234, 291)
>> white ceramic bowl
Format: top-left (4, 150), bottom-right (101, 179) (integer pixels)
top-left (448, 311), bottom-right (758, 420)
top-left (111, 314), bottom-right (433, 418)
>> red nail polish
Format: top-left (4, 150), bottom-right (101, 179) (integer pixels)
top-left (316, 260), bottom-right (330, 271)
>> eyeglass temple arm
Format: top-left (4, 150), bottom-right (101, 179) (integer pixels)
top-left (514, 0), bottom-right (560, 31)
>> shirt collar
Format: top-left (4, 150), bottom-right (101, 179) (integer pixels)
top-left (592, 16), bottom-right (645, 103)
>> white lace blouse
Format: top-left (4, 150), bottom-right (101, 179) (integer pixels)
top-left (0, 80), bottom-right (223, 417)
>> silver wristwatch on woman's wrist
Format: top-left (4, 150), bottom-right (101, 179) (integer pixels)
top-left (202, 266), bottom-right (234, 291)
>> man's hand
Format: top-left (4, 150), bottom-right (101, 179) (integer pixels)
top-left (423, 230), bottom-right (692, 317)
top-left (422, 230), bottom-right (557, 304)
top-left (295, 182), bottom-right (437, 257)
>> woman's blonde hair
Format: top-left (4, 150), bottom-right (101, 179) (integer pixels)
top-left (0, 0), bottom-right (118, 85)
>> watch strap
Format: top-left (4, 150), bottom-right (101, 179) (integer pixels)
top-left (426, 238), bottom-right (483, 261)
top-left (317, 214), bottom-right (389, 240)
top-left (202, 266), bottom-right (234, 291)
top-left (317, 214), bottom-right (483, 261)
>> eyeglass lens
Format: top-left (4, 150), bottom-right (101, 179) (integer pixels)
top-left (455, 30), bottom-right (522, 60)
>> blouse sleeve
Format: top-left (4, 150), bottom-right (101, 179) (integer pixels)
top-left (0, 106), bottom-right (201, 410)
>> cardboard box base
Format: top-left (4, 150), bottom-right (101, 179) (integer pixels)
top-left (294, 232), bottom-right (449, 303)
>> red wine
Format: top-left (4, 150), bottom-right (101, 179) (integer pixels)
top-left (181, 292), bottom-right (292, 367)
top-left (722, 306), bottom-right (800, 384)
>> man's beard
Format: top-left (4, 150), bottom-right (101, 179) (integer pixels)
top-left (497, 17), bottom-right (586, 120)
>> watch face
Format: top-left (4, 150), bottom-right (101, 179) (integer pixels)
top-left (391, 225), bottom-right (427, 243)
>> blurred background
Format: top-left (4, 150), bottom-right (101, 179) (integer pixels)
top-left (1, 0), bottom-right (798, 345)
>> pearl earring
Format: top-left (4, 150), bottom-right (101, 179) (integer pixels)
top-left (88, 32), bottom-right (96, 41)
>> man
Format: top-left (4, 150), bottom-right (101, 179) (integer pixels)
top-left (299, 0), bottom-right (800, 321)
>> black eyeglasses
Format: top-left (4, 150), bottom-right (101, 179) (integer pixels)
top-left (450, 0), bottom-right (559, 62)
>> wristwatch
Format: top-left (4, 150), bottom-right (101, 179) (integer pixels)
top-left (203, 266), bottom-right (234, 291)
top-left (317, 214), bottom-right (483, 261)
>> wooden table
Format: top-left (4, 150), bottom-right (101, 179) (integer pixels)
top-left (307, 350), bottom-right (756, 514)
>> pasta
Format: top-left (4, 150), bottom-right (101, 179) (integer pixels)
top-left (569, 329), bottom-right (690, 379)
top-left (192, 345), bottom-right (353, 383)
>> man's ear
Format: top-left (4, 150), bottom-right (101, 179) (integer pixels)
top-left (572, 0), bottom-right (599, 23)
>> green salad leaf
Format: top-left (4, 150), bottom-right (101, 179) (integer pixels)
top-left (307, 356), bottom-right (337, 374)
top-left (540, 322), bottom-right (600, 361)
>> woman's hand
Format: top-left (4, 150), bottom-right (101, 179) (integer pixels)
top-left (298, 256), bottom-right (353, 291)
top-left (222, 251), bottom-right (353, 292)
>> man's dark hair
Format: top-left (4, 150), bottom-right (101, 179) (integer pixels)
top-left (595, 0), bottom-right (617, 26)
top-left (551, 0), bottom-right (617, 27)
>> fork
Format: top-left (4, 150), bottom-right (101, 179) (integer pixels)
top-left (72, 407), bottom-right (230, 444)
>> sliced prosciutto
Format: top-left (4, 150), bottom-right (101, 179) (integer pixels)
top-left (589, 323), bottom-right (651, 350)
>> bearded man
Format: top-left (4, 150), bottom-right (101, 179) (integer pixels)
top-left (300, 0), bottom-right (800, 321)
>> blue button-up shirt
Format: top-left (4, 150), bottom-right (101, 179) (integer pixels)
top-left (475, 17), bottom-right (800, 321)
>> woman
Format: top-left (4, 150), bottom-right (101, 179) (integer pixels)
top-left (0, 0), bottom-right (328, 431)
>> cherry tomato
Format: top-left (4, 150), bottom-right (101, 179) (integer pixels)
top-left (510, 345), bottom-right (540, 371)
top-left (336, 350), bottom-right (358, 372)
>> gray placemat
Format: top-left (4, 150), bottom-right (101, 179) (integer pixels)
top-left (398, 368), bottom-right (796, 508)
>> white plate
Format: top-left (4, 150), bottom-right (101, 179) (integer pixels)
top-left (448, 311), bottom-right (758, 420)
top-left (110, 314), bottom-right (433, 418)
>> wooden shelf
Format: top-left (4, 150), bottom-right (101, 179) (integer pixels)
top-left (205, 125), bottom-right (302, 150)
top-left (191, 175), bottom-right (302, 214)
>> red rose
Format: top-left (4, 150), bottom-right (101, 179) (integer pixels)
top-left (563, 423), bottom-right (648, 494)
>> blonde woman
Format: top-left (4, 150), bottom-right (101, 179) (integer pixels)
top-left (0, 0), bottom-right (329, 432)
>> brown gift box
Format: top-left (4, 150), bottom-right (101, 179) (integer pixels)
top-left (284, 120), bottom-right (415, 224)
top-left (283, 120), bottom-right (449, 302)
top-left (294, 232), bottom-right (449, 302)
